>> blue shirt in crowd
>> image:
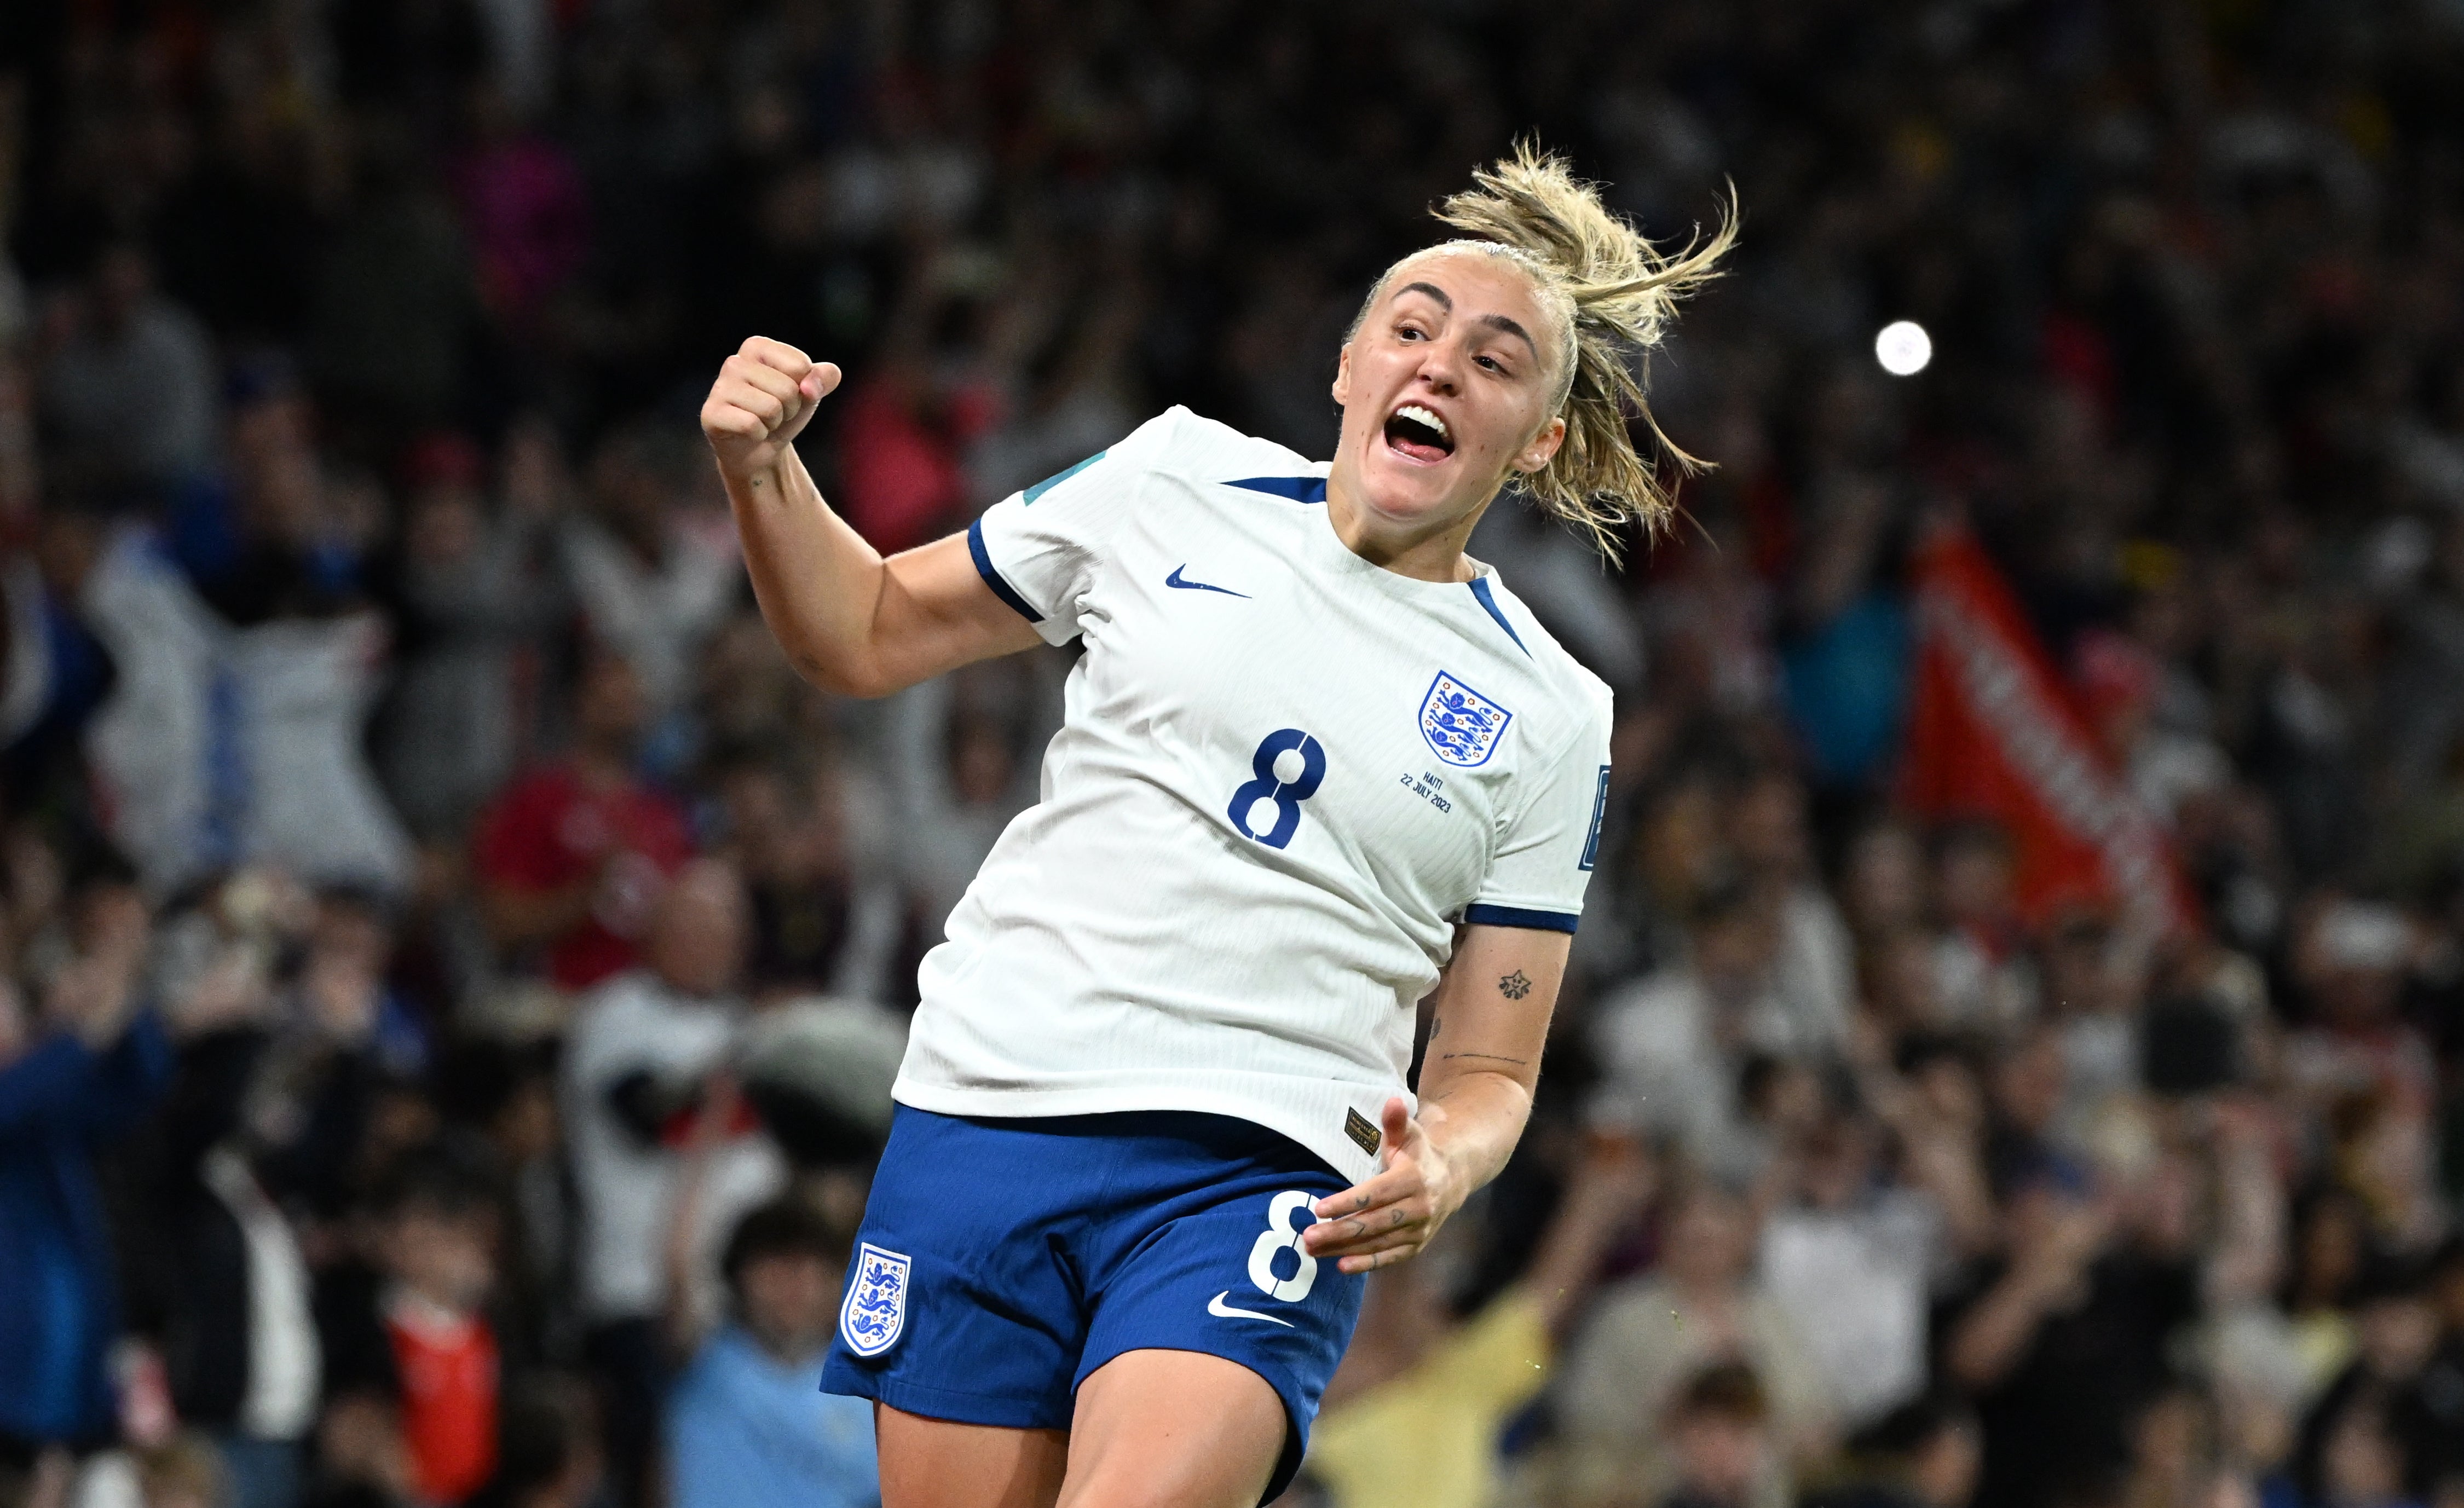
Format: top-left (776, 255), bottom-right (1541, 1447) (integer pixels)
top-left (1781, 590), bottom-right (1911, 787)
top-left (666, 1324), bottom-right (879, 1508)
top-left (0, 1015), bottom-right (175, 1445)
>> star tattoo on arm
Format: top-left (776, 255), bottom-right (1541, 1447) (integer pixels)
top-left (1498, 969), bottom-right (1531, 1000)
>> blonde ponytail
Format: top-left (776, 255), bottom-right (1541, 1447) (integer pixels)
top-left (1357, 142), bottom-right (1737, 561)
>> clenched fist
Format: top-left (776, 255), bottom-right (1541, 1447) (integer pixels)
top-left (701, 337), bottom-right (842, 478)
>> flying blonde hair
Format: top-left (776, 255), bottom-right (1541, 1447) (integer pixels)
top-left (1351, 143), bottom-right (1738, 561)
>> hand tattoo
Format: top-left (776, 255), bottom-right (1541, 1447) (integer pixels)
top-left (1499, 969), bottom-right (1532, 999)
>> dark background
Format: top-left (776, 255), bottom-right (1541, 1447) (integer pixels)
top-left (2, 4), bottom-right (2463, 1508)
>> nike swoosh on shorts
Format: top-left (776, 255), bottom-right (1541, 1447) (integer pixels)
top-left (1208, 1290), bottom-right (1295, 1327)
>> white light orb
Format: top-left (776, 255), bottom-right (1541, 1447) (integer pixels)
top-left (1874, 320), bottom-right (1932, 377)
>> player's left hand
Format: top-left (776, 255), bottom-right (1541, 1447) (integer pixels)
top-left (1305, 1097), bottom-right (1462, 1275)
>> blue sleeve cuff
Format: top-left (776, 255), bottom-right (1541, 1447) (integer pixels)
top-left (1462, 903), bottom-right (1580, 934)
top-left (967, 518), bottom-right (1044, 623)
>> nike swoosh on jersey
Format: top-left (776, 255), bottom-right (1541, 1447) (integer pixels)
top-left (1207, 1291), bottom-right (1295, 1327)
top-left (1165, 565), bottom-right (1250, 598)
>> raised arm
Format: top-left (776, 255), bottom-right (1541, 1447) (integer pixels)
top-left (701, 337), bottom-right (1041, 698)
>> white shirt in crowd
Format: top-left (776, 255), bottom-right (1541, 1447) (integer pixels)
top-left (1590, 954), bottom-right (1845, 1183)
top-left (897, 407), bottom-right (1614, 1183)
top-left (559, 513), bottom-right (741, 720)
top-left (563, 970), bottom-right (784, 1323)
top-left (1758, 1188), bottom-right (1942, 1428)
top-left (1768, 885), bottom-right (1857, 1042)
top-left (200, 1147), bottom-right (321, 1441)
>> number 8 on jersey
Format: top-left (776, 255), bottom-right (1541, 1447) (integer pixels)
top-left (1227, 730), bottom-right (1325, 848)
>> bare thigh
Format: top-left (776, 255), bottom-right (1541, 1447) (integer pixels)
top-left (876, 1405), bottom-right (1070, 1508)
top-left (874, 1349), bottom-right (1287, 1508)
top-left (1058, 1348), bottom-right (1289, 1508)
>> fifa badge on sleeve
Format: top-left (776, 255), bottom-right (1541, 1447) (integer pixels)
top-left (841, 1243), bottom-right (913, 1357)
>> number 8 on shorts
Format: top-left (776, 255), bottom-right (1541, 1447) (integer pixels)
top-left (1247, 1189), bottom-right (1320, 1302)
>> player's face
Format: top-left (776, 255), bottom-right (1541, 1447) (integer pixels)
top-left (1330, 250), bottom-right (1568, 540)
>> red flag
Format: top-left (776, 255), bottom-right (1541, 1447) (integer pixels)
top-left (1899, 523), bottom-right (2195, 939)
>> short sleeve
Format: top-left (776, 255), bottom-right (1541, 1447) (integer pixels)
top-left (1464, 697), bottom-right (1612, 934)
top-left (966, 410), bottom-right (1180, 645)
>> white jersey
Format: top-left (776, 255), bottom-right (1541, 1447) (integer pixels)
top-left (895, 407), bottom-right (1614, 1182)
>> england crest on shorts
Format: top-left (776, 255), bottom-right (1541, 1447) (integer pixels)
top-left (840, 1243), bottom-right (911, 1357)
top-left (1419, 671), bottom-right (1513, 768)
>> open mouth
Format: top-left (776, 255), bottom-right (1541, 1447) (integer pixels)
top-left (1382, 403), bottom-right (1455, 463)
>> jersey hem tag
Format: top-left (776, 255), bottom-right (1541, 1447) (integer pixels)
top-left (1343, 1107), bottom-right (1381, 1155)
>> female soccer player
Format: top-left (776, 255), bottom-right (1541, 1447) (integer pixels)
top-left (700, 146), bottom-right (1732, 1508)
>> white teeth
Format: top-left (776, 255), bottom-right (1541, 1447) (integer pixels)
top-left (1394, 404), bottom-right (1449, 440)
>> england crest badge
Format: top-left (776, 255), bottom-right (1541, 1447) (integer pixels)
top-left (1419, 671), bottom-right (1513, 768)
top-left (839, 1242), bottom-right (911, 1357)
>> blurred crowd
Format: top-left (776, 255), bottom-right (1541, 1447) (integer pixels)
top-left (4, 3), bottom-right (2464, 1508)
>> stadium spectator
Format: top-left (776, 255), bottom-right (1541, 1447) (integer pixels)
top-left (474, 651), bottom-right (694, 992)
top-left (1655, 1362), bottom-right (1779, 1508)
top-left (1802, 1394), bottom-right (1983, 1508)
top-left (1929, 824), bottom-right (2037, 1037)
top-left (169, 377), bottom-right (369, 628)
top-left (313, 1146), bottom-right (504, 1508)
top-left (0, 876), bottom-right (170, 1455)
top-left (883, 658), bottom-right (1057, 950)
top-left (1727, 769), bottom-right (1857, 1043)
top-left (561, 857), bottom-right (780, 1508)
top-left (557, 425), bottom-right (739, 731)
top-left (38, 244), bottom-right (219, 493)
top-left (708, 752), bottom-right (898, 1002)
top-left (371, 426), bottom-right (568, 846)
top-left (2289, 1255), bottom-right (2450, 1508)
top-left (830, 354), bottom-right (974, 557)
top-left (465, 1376), bottom-right (602, 1508)
top-left (1756, 1103), bottom-right (1967, 1430)
top-left (1555, 1177), bottom-right (1837, 1508)
top-left (125, 983), bottom-right (324, 1508)
top-left (1591, 877), bottom-right (1808, 1182)
top-left (4, 2), bottom-right (2464, 1505)
top-left (665, 1198), bottom-right (878, 1508)
top-left (1936, 1171), bottom-right (2202, 1508)
top-left (432, 1039), bottom-right (571, 1372)
top-left (1840, 821), bottom-right (1931, 947)
top-left (304, 119), bottom-right (483, 449)
top-left (1302, 1133), bottom-right (1654, 1508)
top-left (2286, 1393), bottom-right (2421, 1508)
top-left (136, 1434), bottom-right (240, 1508)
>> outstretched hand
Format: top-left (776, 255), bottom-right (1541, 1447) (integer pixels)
top-left (1305, 1097), bottom-right (1465, 1275)
top-left (700, 336), bottom-right (842, 479)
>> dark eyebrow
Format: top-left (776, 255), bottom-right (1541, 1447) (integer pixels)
top-left (1475, 313), bottom-right (1540, 361)
top-left (1392, 280), bottom-right (1539, 365)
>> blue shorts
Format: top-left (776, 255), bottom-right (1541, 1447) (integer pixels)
top-left (820, 1105), bottom-right (1365, 1501)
